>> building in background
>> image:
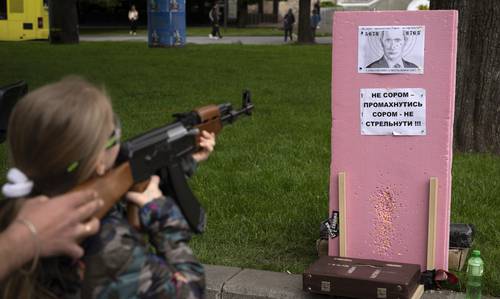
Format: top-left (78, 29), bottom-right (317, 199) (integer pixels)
top-left (300, 0), bottom-right (415, 35)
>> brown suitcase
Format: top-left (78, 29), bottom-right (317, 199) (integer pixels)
top-left (303, 256), bottom-right (421, 299)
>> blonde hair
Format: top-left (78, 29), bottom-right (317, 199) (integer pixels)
top-left (0, 76), bottom-right (114, 299)
top-left (8, 75), bottom-right (114, 195)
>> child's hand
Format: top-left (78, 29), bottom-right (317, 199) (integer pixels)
top-left (125, 175), bottom-right (163, 207)
top-left (192, 130), bottom-right (216, 162)
top-left (173, 272), bottom-right (188, 283)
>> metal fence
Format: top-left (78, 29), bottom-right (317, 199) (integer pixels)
top-left (245, 13), bottom-right (276, 25)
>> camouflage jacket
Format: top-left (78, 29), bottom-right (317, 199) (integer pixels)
top-left (81, 196), bottom-right (205, 299)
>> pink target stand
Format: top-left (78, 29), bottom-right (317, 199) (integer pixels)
top-left (329, 10), bottom-right (458, 272)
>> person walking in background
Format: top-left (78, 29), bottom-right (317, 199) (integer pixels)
top-left (128, 5), bottom-right (139, 35)
top-left (209, 3), bottom-right (223, 39)
top-left (311, 0), bottom-right (321, 38)
top-left (283, 9), bottom-right (295, 42)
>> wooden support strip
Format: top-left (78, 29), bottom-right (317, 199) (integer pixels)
top-left (338, 172), bottom-right (347, 257)
top-left (410, 285), bottom-right (424, 299)
top-left (426, 177), bottom-right (438, 270)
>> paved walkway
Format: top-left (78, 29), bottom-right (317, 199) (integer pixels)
top-left (205, 264), bottom-right (498, 299)
top-left (80, 34), bottom-right (333, 45)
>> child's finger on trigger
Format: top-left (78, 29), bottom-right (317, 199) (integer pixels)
top-left (125, 192), bottom-right (145, 206)
top-left (148, 175), bottom-right (160, 188)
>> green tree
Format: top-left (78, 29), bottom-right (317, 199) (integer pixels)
top-left (272, 0), bottom-right (279, 22)
top-left (237, 0), bottom-right (250, 27)
top-left (85, 0), bottom-right (122, 9)
top-left (430, 0), bottom-right (500, 153)
top-left (48, 0), bottom-right (125, 43)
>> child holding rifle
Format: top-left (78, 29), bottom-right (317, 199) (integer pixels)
top-left (0, 76), bottom-right (215, 299)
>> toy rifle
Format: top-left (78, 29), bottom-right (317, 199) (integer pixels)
top-left (72, 91), bottom-right (253, 234)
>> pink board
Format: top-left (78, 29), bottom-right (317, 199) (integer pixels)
top-left (329, 11), bottom-right (458, 271)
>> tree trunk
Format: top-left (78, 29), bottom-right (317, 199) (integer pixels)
top-left (237, 0), bottom-right (248, 27)
top-left (49, 0), bottom-right (79, 43)
top-left (272, 0), bottom-right (279, 23)
top-left (257, 0), bottom-right (263, 23)
top-left (298, 0), bottom-right (313, 43)
top-left (431, 0), bottom-right (500, 154)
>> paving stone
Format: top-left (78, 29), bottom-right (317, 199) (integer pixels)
top-left (221, 268), bottom-right (323, 299)
top-left (204, 265), bottom-right (498, 299)
top-left (205, 264), bottom-right (243, 299)
top-left (423, 290), bottom-right (497, 299)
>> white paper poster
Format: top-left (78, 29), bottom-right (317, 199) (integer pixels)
top-left (360, 88), bottom-right (426, 136)
top-left (358, 26), bottom-right (425, 74)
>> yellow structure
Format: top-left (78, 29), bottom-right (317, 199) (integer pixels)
top-left (0, 0), bottom-right (49, 41)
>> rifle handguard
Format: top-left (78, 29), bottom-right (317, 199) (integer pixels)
top-left (194, 104), bottom-right (222, 138)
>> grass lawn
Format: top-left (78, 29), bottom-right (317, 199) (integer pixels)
top-left (0, 41), bottom-right (498, 296)
top-left (80, 26), bottom-right (286, 36)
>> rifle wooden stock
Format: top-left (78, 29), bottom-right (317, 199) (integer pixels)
top-left (71, 162), bottom-right (147, 228)
top-left (71, 163), bottom-right (134, 219)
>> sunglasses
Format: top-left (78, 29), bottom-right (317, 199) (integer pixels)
top-left (104, 116), bottom-right (122, 150)
top-left (67, 114), bottom-right (121, 173)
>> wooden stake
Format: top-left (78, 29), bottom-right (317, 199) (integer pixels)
top-left (427, 177), bottom-right (438, 270)
top-left (410, 285), bottom-right (424, 299)
top-left (339, 172), bottom-right (347, 257)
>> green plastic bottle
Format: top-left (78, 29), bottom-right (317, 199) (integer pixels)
top-left (466, 250), bottom-right (484, 299)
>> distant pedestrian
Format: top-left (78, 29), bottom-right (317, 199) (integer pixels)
top-left (311, 0), bottom-right (321, 38)
top-left (128, 5), bottom-right (139, 35)
top-left (283, 9), bottom-right (295, 42)
top-left (209, 3), bottom-right (223, 39)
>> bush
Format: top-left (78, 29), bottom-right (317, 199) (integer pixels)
top-left (320, 1), bottom-right (339, 8)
